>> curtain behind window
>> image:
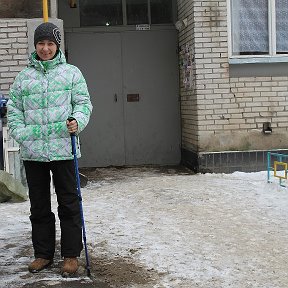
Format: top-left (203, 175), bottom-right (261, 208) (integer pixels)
top-left (231, 0), bottom-right (269, 55)
top-left (276, 0), bottom-right (288, 53)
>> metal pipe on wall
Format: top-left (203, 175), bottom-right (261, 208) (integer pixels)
top-left (43, 0), bottom-right (49, 22)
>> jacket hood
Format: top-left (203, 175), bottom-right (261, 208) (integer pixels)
top-left (29, 49), bottom-right (66, 72)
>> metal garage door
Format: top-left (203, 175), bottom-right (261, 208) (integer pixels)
top-left (66, 29), bottom-right (180, 167)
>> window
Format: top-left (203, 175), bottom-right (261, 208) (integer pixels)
top-left (79, 0), bottom-right (174, 27)
top-left (230, 0), bottom-right (288, 57)
top-left (151, 0), bottom-right (173, 24)
top-left (80, 0), bottom-right (123, 26)
top-left (0, 0), bottom-right (49, 18)
top-left (127, 0), bottom-right (148, 25)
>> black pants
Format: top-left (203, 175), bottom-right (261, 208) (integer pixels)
top-left (23, 160), bottom-right (83, 260)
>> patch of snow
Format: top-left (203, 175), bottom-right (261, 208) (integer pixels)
top-left (1, 169), bottom-right (288, 287)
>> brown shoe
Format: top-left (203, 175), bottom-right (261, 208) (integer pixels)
top-left (61, 257), bottom-right (78, 276)
top-left (28, 258), bottom-right (53, 273)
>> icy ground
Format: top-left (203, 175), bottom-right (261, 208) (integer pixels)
top-left (1, 166), bottom-right (288, 288)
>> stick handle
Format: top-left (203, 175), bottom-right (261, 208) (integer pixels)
top-left (67, 117), bottom-right (76, 136)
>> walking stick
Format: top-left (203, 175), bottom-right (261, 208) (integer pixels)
top-left (68, 117), bottom-right (91, 277)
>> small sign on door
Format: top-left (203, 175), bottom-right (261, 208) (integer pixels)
top-left (136, 24), bottom-right (150, 31)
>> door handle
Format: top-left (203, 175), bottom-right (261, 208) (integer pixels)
top-left (114, 94), bottom-right (118, 102)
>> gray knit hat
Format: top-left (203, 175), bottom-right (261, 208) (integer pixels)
top-left (34, 22), bottom-right (61, 48)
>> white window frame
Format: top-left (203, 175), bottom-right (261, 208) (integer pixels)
top-left (227, 0), bottom-right (288, 64)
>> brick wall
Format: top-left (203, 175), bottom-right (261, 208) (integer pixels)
top-left (178, 0), bottom-right (197, 152)
top-left (178, 0), bottom-right (288, 156)
top-left (0, 19), bottom-right (29, 97)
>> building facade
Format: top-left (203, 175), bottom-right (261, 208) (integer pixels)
top-left (178, 0), bottom-right (288, 172)
top-left (1, 0), bottom-right (288, 172)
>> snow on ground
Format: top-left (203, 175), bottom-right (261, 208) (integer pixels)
top-left (1, 167), bottom-right (288, 288)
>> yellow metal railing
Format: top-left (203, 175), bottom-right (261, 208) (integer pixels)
top-left (274, 161), bottom-right (288, 180)
top-left (267, 152), bottom-right (288, 187)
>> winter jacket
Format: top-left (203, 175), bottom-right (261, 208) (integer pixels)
top-left (7, 49), bottom-right (92, 162)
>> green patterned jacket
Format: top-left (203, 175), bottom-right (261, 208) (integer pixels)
top-left (7, 49), bottom-right (93, 162)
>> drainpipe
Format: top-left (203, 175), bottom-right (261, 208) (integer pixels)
top-left (43, 0), bottom-right (49, 22)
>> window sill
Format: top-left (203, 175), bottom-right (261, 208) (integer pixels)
top-left (229, 56), bottom-right (288, 65)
